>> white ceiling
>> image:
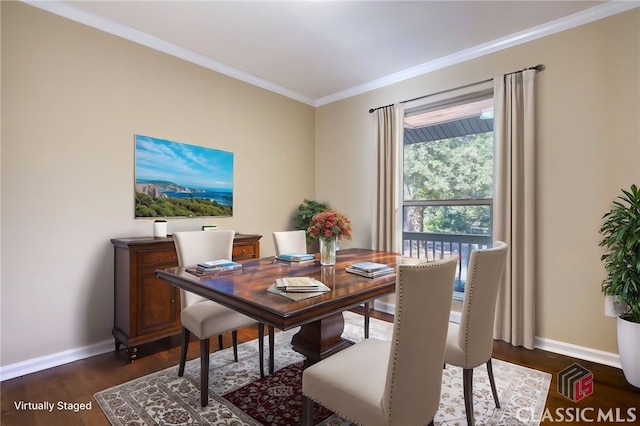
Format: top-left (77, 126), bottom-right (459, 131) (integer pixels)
top-left (24, 1), bottom-right (638, 106)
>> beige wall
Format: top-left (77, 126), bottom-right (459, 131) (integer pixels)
top-left (1, 2), bottom-right (315, 366)
top-left (1, 2), bottom-right (638, 370)
top-left (316, 9), bottom-right (640, 354)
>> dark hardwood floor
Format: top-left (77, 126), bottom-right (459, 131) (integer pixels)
top-left (1, 310), bottom-right (638, 425)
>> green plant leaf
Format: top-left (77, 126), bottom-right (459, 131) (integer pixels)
top-left (293, 199), bottom-right (329, 244)
top-left (599, 184), bottom-right (640, 323)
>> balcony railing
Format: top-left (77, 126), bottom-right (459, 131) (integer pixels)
top-left (402, 198), bottom-right (493, 298)
top-left (401, 231), bottom-right (492, 299)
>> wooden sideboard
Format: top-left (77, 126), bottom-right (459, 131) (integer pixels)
top-left (111, 233), bottom-right (261, 362)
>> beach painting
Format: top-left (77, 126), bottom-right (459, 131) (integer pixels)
top-left (134, 134), bottom-right (233, 218)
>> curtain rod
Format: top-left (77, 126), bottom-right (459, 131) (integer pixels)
top-left (368, 64), bottom-right (545, 113)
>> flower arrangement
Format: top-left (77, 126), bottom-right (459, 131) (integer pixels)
top-left (307, 210), bottom-right (352, 241)
top-left (308, 210), bottom-right (352, 265)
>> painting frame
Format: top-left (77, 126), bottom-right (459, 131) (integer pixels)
top-left (134, 134), bottom-right (234, 219)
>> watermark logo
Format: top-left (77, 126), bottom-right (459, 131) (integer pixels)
top-left (516, 363), bottom-right (636, 423)
top-left (558, 363), bottom-right (593, 402)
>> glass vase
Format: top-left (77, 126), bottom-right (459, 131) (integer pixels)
top-left (319, 237), bottom-right (337, 266)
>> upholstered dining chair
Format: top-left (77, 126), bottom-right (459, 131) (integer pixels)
top-left (445, 241), bottom-right (508, 426)
top-left (302, 256), bottom-right (458, 426)
top-left (173, 230), bottom-right (266, 407)
top-left (273, 229), bottom-right (373, 340)
top-left (273, 230), bottom-right (307, 255)
top-left (269, 230), bottom-right (315, 374)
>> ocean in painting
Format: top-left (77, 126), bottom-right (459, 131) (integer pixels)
top-left (163, 190), bottom-right (233, 207)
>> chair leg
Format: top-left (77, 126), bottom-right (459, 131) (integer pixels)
top-left (268, 325), bottom-right (275, 374)
top-left (200, 338), bottom-right (210, 407)
top-left (463, 368), bottom-right (475, 426)
top-left (364, 301), bottom-right (370, 338)
top-left (302, 395), bottom-right (314, 426)
top-left (178, 327), bottom-right (190, 377)
top-left (218, 334), bottom-right (224, 350)
top-left (487, 359), bottom-right (501, 408)
top-left (232, 330), bottom-right (239, 362)
top-left (258, 323), bottom-right (265, 378)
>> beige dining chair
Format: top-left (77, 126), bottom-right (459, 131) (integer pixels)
top-left (302, 256), bottom-right (458, 426)
top-left (173, 230), bottom-right (266, 407)
top-left (273, 229), bottom-right (373, 340)
top-left (445, 241), bottom-right (508, 426)
top-left (273, 230), bottom-right (308, 254)
top-left (270, 230), bottom-right (310, 373)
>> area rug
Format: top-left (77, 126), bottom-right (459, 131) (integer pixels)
top-left (95, 312), bottom-right (551, 425)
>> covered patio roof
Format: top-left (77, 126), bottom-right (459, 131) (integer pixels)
top-left (404, 116), bottom-right (493, 145)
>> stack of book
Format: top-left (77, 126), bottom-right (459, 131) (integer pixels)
top-left (195, 259), bottom-right (243, 274)
top-left (275, 277), bottom-right (330, 293)
top-left (345, 261), bottom-right (394, 278)
top-left (275, 253), bottom-right (315, 264)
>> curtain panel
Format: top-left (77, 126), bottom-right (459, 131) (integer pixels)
top-left (372, 104), bottom-right (404, 252)
top-left (492, 69), bottom-right (537, 349)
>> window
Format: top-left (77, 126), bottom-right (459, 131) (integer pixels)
top-left (402, 90), bottom-right (494, 299)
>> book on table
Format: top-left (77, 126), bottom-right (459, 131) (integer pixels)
top-left (275, 277), bottom-right (330, 293)
top-left (186, 267), bottom-right (239, 278)
top-left (346, 261), bottom-right (394, 278)
top-left (348, 261), bottom-right (390, 272)
top-left (275, 253), bottom-right (315, 263)
top-left (195, 259), bottom-right (243, 273)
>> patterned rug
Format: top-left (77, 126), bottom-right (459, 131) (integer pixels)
top-left (95, 312), bottom-right (551, 425)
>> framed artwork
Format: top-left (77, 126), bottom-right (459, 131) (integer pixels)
top-left (134, 134), bottom-right (233, 218)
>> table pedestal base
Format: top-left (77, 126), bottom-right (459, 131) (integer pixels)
top-left (291, 312), bottom-right (354, 367)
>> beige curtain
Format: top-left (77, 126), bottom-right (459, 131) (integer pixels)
top-left (372, 104), bottom-right (405, 252)
top-left (492, 69), bottom-right (537, 349)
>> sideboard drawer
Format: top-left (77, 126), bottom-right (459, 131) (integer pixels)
top-left (231, 234), bottom-right (261, 260)
top-left (233, 244), bottom-right (255, 258)
top-left (139, 249), bottom-right (178, 267)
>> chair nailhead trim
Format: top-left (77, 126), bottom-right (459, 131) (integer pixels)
top-left (387, 261), bottom-right (446, 422)
top-left (303, 394), bottom-right (360, 425)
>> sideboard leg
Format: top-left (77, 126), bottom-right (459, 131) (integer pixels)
top-left (126, 346), bottom-right (138, 363)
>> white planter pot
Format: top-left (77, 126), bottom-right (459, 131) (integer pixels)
top-left (617, 316), bottom-right (640, 388)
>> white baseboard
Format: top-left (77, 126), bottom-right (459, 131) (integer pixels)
top-left (535, 336), bottom-right (621, 369)
top-left (0, 310), bottom-right (622, 382)
top-left (373, 300), bottom-right (621, 369)
top-left (372, 298), bottom-right (394, 315)
top-left (0, 339), bottom-right (114, 382)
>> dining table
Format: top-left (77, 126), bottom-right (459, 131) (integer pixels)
top-left (156, 248), bottom-right (398, 367)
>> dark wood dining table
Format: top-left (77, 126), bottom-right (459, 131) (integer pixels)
top-left (156, 248), bottom-right (398, 366)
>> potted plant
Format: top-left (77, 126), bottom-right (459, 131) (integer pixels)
top-left (294, 199), bottom-right (328, 245)
top-left (599, 184), bottom-right (640, 388)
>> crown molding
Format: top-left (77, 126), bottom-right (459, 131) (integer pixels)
top-left (21, 0), bottom-right (316, 106)
top-left (21, 1), bottom-right (639, 108)
top-left (314, 1), bottom-right (640, 106)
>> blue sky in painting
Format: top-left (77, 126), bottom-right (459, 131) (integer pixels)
top-left (135, 134), bottom-right (233, 191)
